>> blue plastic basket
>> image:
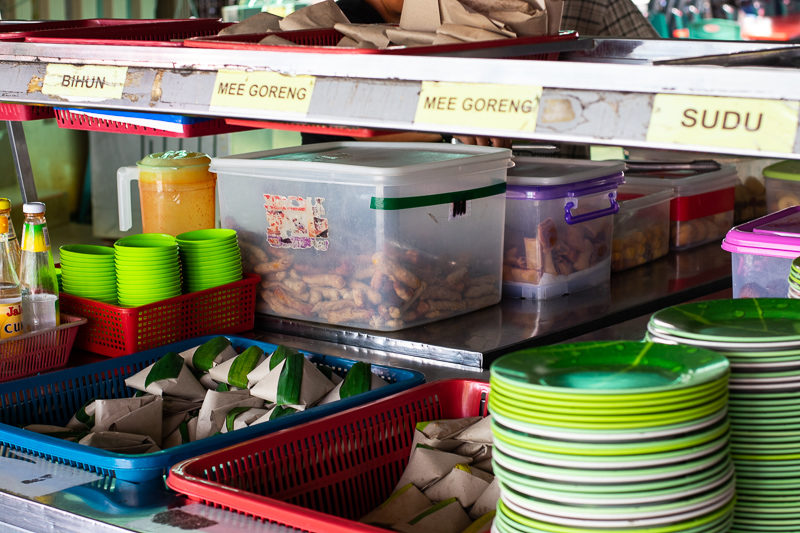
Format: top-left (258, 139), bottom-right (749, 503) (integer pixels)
top-left (0, 335), bottom-right (424, 482)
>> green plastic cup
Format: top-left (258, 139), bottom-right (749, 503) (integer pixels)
top-left (176, 228), bottom-right (237, 243)
top-left (59, 244), bottom-right (116, 263)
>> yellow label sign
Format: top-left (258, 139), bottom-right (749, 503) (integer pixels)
top-left (0, 302), bottom-right (22, 339)
top-left (42, 64), bottom-right (127, 100)
top-left (210, 70), bottom-right (315, 114)
top-left (414, 81), bottom-right (541, 131)
top-left (648, 94), bottom-right (800, 153)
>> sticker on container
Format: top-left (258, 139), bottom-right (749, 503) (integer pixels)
top-left (41, 64), bottom-right (127, 101)
top-left (264, 194), bottom-right (329, 251)
top-left (210, 70), bottom-right (315, 115)
top-left (647, 94), bottom-right (800, 153)
top-left (0, 451), bottom-right (102, 498)
top-left (414, 81), bottom-right (541, 132)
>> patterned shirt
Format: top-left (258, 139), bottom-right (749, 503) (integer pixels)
top-left (562, 0), bottom-right (660, 38)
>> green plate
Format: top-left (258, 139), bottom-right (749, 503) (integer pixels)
top-left (498, 477), bottom-right (735, 520)
top-left (491, 418), bottom-right (730, 457)
top-left (490, 376), bottom-right (729, 413)
top-left (493, 455), bottom-right (734, 496)
top-left (496, 496), bottom-right (735, 533)
top-left (492, 445), bottom-right (730, 485)
top-left (493, 427), bottom-right (729, 470)
top-left (496, 456), bottom-right (734, 506)
top-left (491, 341), bottom-right (729, 396)
top-left (650, 298), bottom-right (800, 343)
top-left (492, 407), bottom-right (728, 443)
top-left (489, 393), bottom-right (729, 431)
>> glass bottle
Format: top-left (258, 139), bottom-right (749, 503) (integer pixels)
top-left (19, 202), bottom-right (59, 332)
top-left (0, 198), bottom-right (20, 272)
top-left (0, 212), bottom-right (22, 339)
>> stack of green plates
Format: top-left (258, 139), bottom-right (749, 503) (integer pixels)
top-left (176, 229), bottom-right (243, 292)
top-left (489, 341), bottom-right (734, 533)
top-left (648, 298), bottom-right (800, 533)
top-left (788, 258), bottom-right (800, 299)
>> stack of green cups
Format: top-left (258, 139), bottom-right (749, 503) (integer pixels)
top-left (59, 244), bottom-right (117, 304)
top-left (114, 233), bottom-right (182, 307)
top-left (176, 229), bottom-right (242, 292)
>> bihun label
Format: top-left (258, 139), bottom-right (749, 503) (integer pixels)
top-left (42, 64), bottom-right (127, 100)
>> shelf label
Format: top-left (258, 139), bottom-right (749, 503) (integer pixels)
top-left (647, 94), bottom-right (799, 153)
top-left (41, 64), bottom-right (127, 100)
top-left (210, 70), bottom-right (315, 114)
top-left (414, 81), bottom-right (541, 131)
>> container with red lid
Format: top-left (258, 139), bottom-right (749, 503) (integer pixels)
top-left (624, 165), bottom-right (738, 251)
top-left (722, 206), bottom-right (800, 298)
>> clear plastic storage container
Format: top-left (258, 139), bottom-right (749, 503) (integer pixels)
top-left (503, 158), bottom-right (624, 299)
top-left (722, 206), bottom-right (800, 298)
top-left (764, 160), bottom-right (800, 213)
top-left (212, 142), bottom-right (511, 331)
top-left (624, 165), bottom-right (738, 251)
top-left (612, 184), bottom-right (673, 272)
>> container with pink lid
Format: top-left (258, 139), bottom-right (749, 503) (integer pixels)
top-left (722, 206), bottom-right (800, 298)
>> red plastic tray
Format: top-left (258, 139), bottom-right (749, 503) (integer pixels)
top-left (54, 108), bottom-right (251, 138)
top-left (0, 103), bottom-right (54, 121)
top-left (223, 118), bottom-right (401, 138)
top-left (185, 27), bottom-right (578, 59)
top-left (167, 379), bottom-right (490, 533)
top-left (0, 18), bottom-right (149, 41)
top-left (25, 18), bottom-right (231, 47)
top-left (59, 273), bottom-right (259, 357)
top-left (0, 314), bottom-right (86, 382)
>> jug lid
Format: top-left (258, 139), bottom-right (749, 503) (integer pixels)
top-left (139, 150), bottom-right (211, 168)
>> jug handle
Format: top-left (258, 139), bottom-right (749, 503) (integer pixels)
top-left (117, 166), bottom-right (139, 232)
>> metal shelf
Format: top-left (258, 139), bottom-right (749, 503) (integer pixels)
top-left (0, 38), bottom-right (797, 158)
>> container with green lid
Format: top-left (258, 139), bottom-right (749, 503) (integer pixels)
top-left (764, 160), bottom-right (800, 213)
top-left (212, 141), bottom-right (512, 331)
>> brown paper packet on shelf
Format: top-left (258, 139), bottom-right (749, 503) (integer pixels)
top-left (162, 397), bottom-right (202, 437)
top-left (385, 28), bottom-right (438, 46)
top-left (219, 407), bottom-right (271, 433)
top-left (66, 400), bottom-right (96, 430)
top-left (410, 431), bottom-right (462, 452)
top-left (124, 360), bottom-right (207, 402)
top-left (545, 0), bottom-right (564, 35)
top-left (217, 12), bottom-right (283, 36)
top-left (455, 415), bottom-right (493, 443)
top-left (393, 498), bottom-right (473, 533)
top-left (79, 431), bottom-right (160, 454)
top-left (439, 0), bottom-right (516, 37)
top-left (437, 23), bottom-right (513, 42)
top-left (400, 0), bottom-right (441, 32)
top-left (360, 483), bottom-right (432, 527)
top-left (454, 442), bottom-right (493, 464)
top-left (460, 0), bottom-right (539, 14)
top-left (163, 416), bottom-right (197, 449)
top-left (489, 9), bottom-right (547, 35)
top-left (422, 464), bottom-right (490, 508)
top-left (93, 396), bottom-right (163, 448)
top-left (259, 35), bottom-right (303, 46)
top-left (278, 0), bottom-right (350, 31)
top-left (473, 458), bottom-right (493, 474)
top-left (249, 357), bottom-right (335, 406)
top-left (317, 373), bottom-right (387, 405)
top-left (394, 445), bottom-right (473, 491)
top-left (23, 424), bottom-right (87, 441)
top-left (195, 390), bottom-right (265, 440)
top-left (333, 23), bottom-right (392, 48)
top-left (432, 33), bottom-right (467, 44)
top-left (420, 417), bottom-right (482, 440)
top-left (250, 404), bottom-right (304, 426)
top-left (470, 478), bottom-right (500, 519)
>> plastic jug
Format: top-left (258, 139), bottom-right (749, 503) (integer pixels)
top-left (118, 150), bottom-right (217, 236)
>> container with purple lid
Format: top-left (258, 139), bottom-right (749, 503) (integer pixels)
top-left (722, 206), bottom-right (800, 298)
top-left (503, 158), bottom-right (624, 299)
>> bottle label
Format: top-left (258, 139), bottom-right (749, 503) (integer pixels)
top-left (21, 223), bottom-right (49, 253)
top-left (0, 302), bottom-right (22, 339)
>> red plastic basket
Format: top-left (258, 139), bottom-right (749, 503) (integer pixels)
top-left (24, 18), bottom-right (231, 47)
top-left (0, 314), bottom-right (86, 382)
top-left (0, 18), bottom-right (148, 41)
top-left (167, 379), bottom-right (490, 533)
top-left (53, 108), bottom-right (251, 138)
top-left (185, 28), bottom-right (578, 59)
top-left (0, 103), bottom-right (54, 121)
top-left (59, 273), bottom-right (259, 357)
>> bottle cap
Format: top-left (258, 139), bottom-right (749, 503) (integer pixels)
top-left (0, 198), bottom-right (10, 211)
top-left (23, 202), bottom-right (45, 214)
